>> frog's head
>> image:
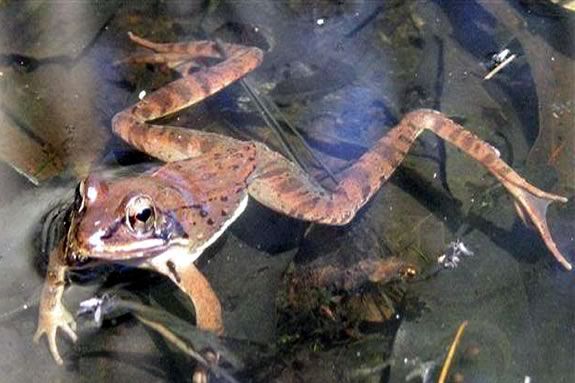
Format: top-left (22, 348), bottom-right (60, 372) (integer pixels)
top-left (65, 168), bottom-right (250, 265)
top-left (66, 175), bottom-right (190, 263)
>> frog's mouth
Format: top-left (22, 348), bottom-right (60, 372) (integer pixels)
top-left (66, 214), bottom-right (190, 262)
top-left (87, 237), bottom-right (190, 261)
top-left (68, 228), bottom-right (190, 261)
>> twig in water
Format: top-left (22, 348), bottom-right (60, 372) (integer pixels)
top-left (438, 320), bottom-right (468, 383)
top-left (484, 53), bottom-right (517, 80)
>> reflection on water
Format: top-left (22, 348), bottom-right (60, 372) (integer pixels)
top-left (0, 1), bottom-right (573, 382)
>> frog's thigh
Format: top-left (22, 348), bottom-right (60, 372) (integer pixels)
top-left (115, 120), bottom-right (245, 163)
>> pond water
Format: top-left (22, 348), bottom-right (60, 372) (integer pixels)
top-left (0, 1), bottom-right (573, 382)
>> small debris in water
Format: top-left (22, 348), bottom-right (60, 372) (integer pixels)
top-left (438, 240), bottom-right (474, 269)
top-left (484, 48), bottom-right (517, 80)
top-left (493, 49), bottom-right (511, 64)
top-left (138, 90), bottom-right (147, 100)
top-left (77, 293), bottom-right (116, 327)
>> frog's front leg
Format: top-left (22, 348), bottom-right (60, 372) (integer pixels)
top-left (247, 110), bottom-right (570, 269)
top-left (147, 255), bottom-right (223, 383)
top-left (34, 239), bottom-right (77, 365)
top-left (155, 261), bottom-right (224, 335)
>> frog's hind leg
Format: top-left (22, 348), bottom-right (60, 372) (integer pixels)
top-left (116, 32), bottom-right (255, 72)
top-left (112, 33), bottom-right (263, 162)
top-left (248, 109), bottom-right (570, 270)
top-left (127, 31), bottom-right (244, 57)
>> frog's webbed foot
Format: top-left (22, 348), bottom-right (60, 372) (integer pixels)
top-left (504, 178), bottom-right (570, 269)
top-left (34, 301), bottom-right (77, 365)
top-left (117, 32), bottom-right (259, 75)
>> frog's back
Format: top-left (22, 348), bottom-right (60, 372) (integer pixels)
top-left (150, 141), bottom-right (257, 243)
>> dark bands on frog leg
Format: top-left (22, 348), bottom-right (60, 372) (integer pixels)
top-left (192, 71), bottom-right (214, 96)
top-left (448, 126), bottom-right (463, 142)
top-left (278, 177), bottom-right (305, 194)
top-left (397, 133), bottom-right (412, 146)
top-left (461, 133), bottom-right (474, 150)
top-left (257, 167), bottom-right (287, 180)
top-left (154, 95), bottom-right (175, 117)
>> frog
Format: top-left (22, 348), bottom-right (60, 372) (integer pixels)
top-left (34, 32), bottom-right (570, 373)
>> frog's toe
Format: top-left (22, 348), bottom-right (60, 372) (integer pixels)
top-left (34, 325), bottom-right (64, 365)
top-left (62, 309), bottom-right (77, 333)
top-left (47, 331), bottom-right (64, 365)
top-left (60, 320), bottom-right (78, 342)
top-left (509, 186), bottom-right (571, 270)
top-left (34, 309), bottom-right (78, 365)
top-left (35, 322), bottom-right (78, 365)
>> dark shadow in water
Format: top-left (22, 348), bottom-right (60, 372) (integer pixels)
top-left (73, 350), bottom-right (168, 380)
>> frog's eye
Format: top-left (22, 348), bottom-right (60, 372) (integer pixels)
top-left (74, 180), bottom-right (86, 213)
top-left (125, 195), bottom-right (156, 235)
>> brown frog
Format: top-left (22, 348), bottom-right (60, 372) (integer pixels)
top-left (35, 33), bottom-right (569, 373)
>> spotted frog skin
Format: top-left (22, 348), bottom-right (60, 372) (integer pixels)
top-left (35, 33), bottom-right (569, 369)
